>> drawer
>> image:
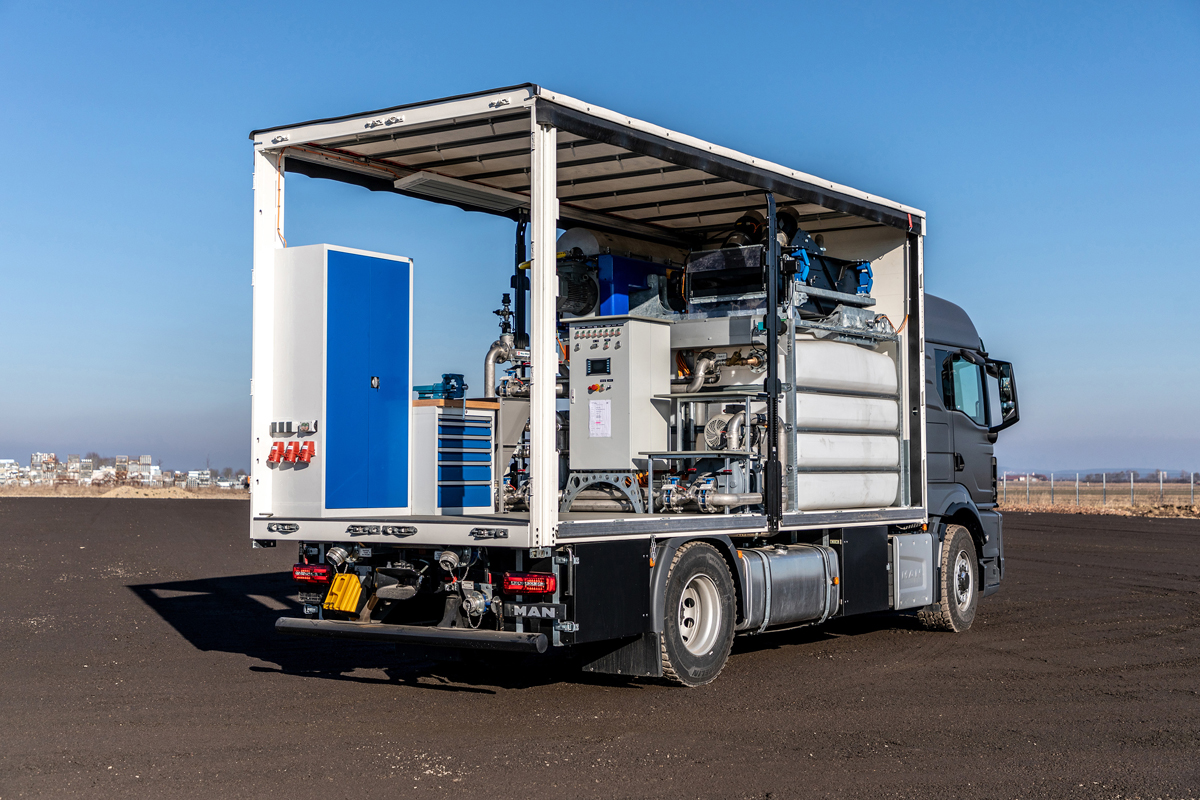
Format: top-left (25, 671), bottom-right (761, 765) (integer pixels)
top-left (438, 465), bottom-right (491, 482)
top-left (438, 484), bottom-right (491, 508)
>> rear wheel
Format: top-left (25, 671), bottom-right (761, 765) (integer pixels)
top-left (919, 524), bottom-right (979, 632)
top-left (660, 542), bottom-right (736, 687)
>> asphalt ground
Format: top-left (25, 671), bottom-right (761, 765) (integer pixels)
top-left (1, 499), bottom-right (1197, 799)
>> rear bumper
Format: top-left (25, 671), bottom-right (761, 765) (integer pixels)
top-left (275, 617), bottom-right (548, 653)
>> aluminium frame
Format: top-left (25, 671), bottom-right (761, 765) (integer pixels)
top-left (249, 85), bottom-right (928, 550)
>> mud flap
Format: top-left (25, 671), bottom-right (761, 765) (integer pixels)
top-left (581, 631), bottom-right (663, 678)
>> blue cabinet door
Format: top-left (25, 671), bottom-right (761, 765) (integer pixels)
top-left (366, 254), bottom-right (410, 508)
top-left (325, 250), bottom-right (410, 509)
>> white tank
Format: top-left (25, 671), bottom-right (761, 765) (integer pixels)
top-left (792, 472), bottom-right (899, 512)
top-left (796, 393), bottom-right (898, 432)
top-left (795, 339), bottom-right (897, 395)
top-left (795, 434), bottom-right (899, 469)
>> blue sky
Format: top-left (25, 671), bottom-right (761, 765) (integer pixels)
top-left (1, 1), bottom-right (1197, 474)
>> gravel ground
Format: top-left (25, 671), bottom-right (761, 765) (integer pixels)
top-left (0, 499), bottom-right (1196, 799)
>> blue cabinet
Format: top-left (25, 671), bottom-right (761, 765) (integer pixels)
top-left (325, 250), bottom-right (411, 509)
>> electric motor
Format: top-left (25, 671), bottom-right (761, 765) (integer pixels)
top-left (557, 260), bottom-right (599, 315)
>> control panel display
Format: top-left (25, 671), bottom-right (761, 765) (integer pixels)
top-left (586, 358), bottom-right (611, 376)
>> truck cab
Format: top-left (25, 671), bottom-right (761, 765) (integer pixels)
top-left (925, 294), bottom-right (1020, 599)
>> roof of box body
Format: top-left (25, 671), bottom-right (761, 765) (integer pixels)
top-left (251, 84), bottom-right (925, 245)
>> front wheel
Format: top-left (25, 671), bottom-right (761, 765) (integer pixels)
top-left (660, 542), bottom-right (736, 687)
top-left (919, 524), bottom-right (979, 632)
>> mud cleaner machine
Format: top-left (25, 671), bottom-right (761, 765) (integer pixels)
top-left (249, 85), bottom-right (1020, 685)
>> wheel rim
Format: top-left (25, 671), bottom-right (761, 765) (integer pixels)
top-left (953, 549), bottom-right (974, 609)
top-left (677, 573), bottom-right (721, 655)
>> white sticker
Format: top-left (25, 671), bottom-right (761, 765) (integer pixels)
top-left (588, 399), bottom-right (611, 438)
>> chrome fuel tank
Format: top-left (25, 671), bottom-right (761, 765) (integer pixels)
top-left (737, 544), bottom-right (840, 632)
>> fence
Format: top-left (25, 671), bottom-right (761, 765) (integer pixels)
top-left (999, 472), bottom-right (1197, 508)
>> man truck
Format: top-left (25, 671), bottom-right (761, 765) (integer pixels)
top-left (248, 85), bottom-right (1020, 686)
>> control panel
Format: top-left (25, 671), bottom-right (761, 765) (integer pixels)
top-left (568, 316), bottom-right (670, 470)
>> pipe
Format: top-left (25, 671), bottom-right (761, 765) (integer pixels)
top-left (499, 380), bottom-right (566, 399)
top-left (484, 334), bottom-right (533, 398)
top-left (727, 414), bottom-right (744, 451)
top-left (706, 492), bottom-right (763, 508)
top-left (565, 499), bottom-right (636, 512)
top-left (685, 357), bottom-right (715, 393)
top-left (483, 335), bottom-right (513, 398)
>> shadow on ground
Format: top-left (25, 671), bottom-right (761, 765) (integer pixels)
top-left (130, 573), bottom-right (915, 691)
top-left (128, 573), bottom-right (614, 692)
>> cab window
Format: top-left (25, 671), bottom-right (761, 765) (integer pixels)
top-left (939, 351), bottom-right (987, 426)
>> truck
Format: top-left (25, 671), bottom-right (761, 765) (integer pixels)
top-left (248, 85), bottom-right (1020, 686)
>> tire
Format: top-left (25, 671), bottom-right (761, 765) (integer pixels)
top-left (919, 524), bottom-right (979, 632)
top-left (660, 542), bottom-right (736, 687)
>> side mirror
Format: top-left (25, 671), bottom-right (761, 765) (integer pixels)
top-left (985, 359), bottom-right (1019, 434)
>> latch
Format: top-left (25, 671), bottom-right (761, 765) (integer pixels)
top-left (553, 620), bottom-right (579, 633)
top-left (470, 528), bottom-right (509, 540)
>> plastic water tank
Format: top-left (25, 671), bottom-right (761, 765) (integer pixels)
top-left (792, 472), bottom-right (899, 512)
top-left (796, 393), bottom-right (898, 432)
top-left (795, 339), bottom-right (897, 395)
top-left (796, 433), bottom-right (899, 468)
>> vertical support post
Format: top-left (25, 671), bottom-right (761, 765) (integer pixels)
top-left (1191, 471), bottom-right (1194, 505)
top-left (1026, 473), bottom-right (1030, 504)
top-left (1051, 473), bottom-right (1054, 506)
top-left (763, 195), bottom-right (782, 530)
top-left (1076, 473), bottom-right (1079, 506)
top-left (1003, 473), bottom-right (1006, 503)
top-left (1130, 472), bottom-right (1134, 505)
top-left (250, 145), bottom-right (285, 518)
top-left (1159, 471), bottom-right (1163, 503)
top-left (1103, 473), bottom-right (1106, 505)
top-left (785, 289), bottom-right (798, 513)
top-left (528, 118), bottom-right (559, 548)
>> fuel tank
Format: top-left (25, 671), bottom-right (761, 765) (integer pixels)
top-left (736, 544), bottom-right (840, 632)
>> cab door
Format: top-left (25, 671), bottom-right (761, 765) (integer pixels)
top-left (939, 350), bottom-right (994, 504)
